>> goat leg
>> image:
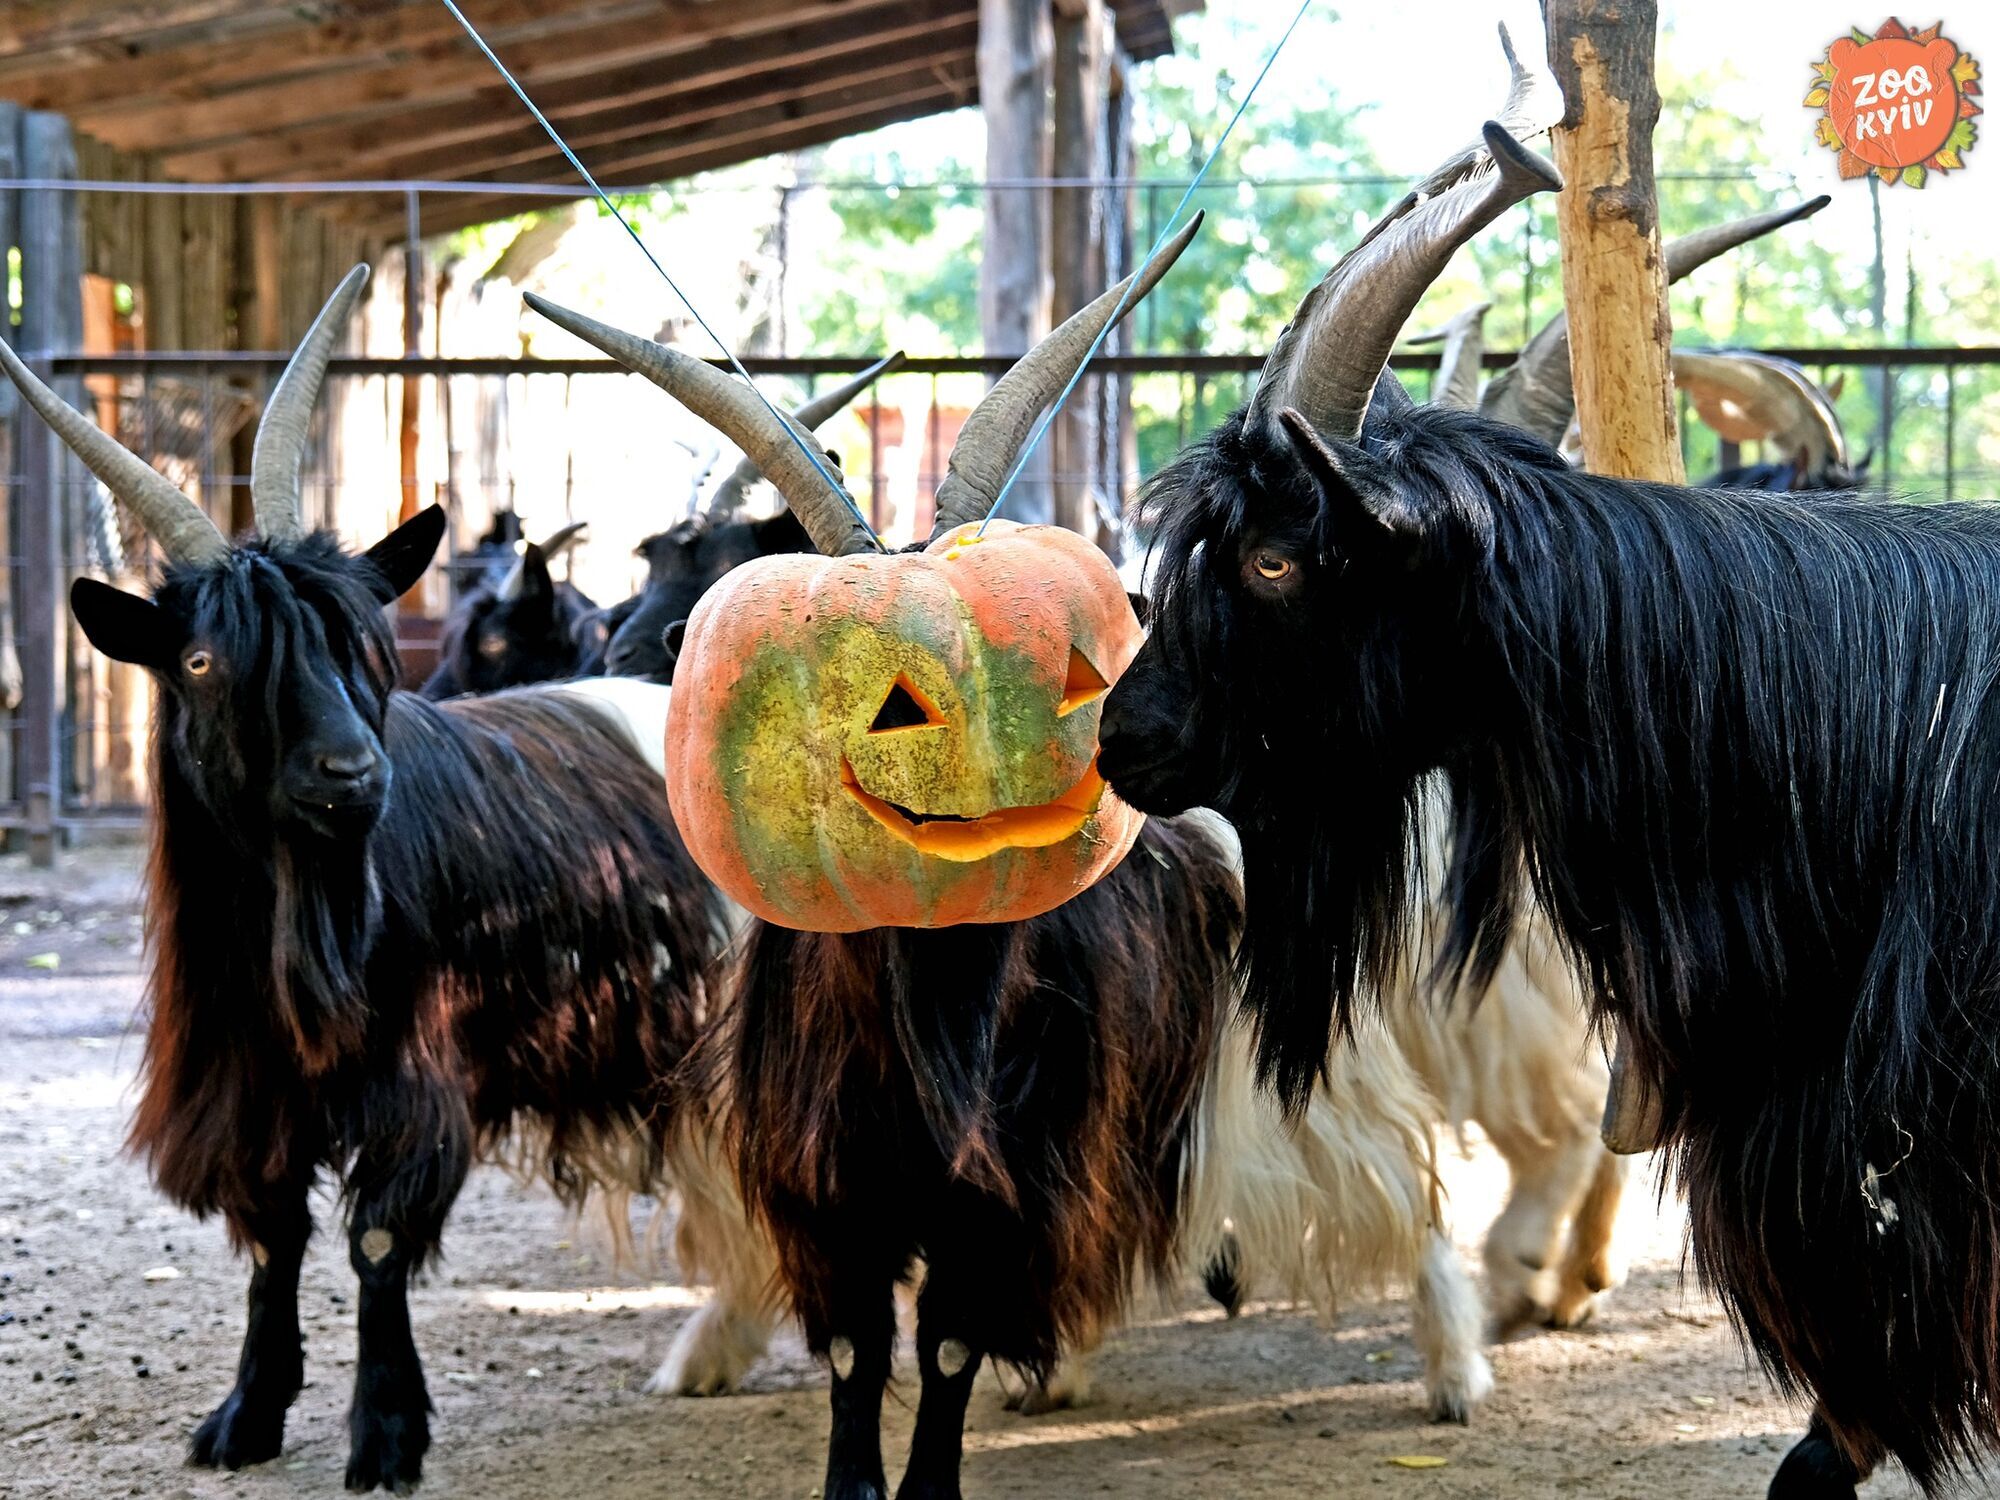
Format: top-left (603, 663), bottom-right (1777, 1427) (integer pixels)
top-left (816, 1266), bottom-right (896, 1500)
top-left (1767, 1409), bottom-right (1878, 1499)
top-left (189, 1188), bottom-right (313, 1470)
top-left (894, 1271), bottom-right (985, 1500)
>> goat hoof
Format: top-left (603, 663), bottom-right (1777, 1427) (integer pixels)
top-left (1543, 1289), bottom-right (1602, 1330)
top-left (1767, 1431), bottom-right (1861, 1499)
top-left (1425, 1352), bottom-right (1494, 1425)
top-left (893, 1477), bottom-right (964, 1500)
top-left (345, 1388), bottom-right (429, 1494)
top-left (1488, 1293), bottom-right (1553, 1342)
top-left (189, 1387), bottom-right (289, 1470)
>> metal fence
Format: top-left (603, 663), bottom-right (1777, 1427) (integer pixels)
top-left (9, 343), bottom-right (1999, 861)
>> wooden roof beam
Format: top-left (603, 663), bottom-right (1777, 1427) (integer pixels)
top-left (161, 0), bottom-right (966, 181)
top-left (355, 63), bottom-right (977, 237)
top-left (79, 0), bottom-right (906, 155)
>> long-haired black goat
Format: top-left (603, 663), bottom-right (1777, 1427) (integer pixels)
top-left (419, 520), bottom-right (599, 697)
top-left (0, 267), bottom-right (725, 1494)
top-left (1101, 120), bottom-right (2000, 1500)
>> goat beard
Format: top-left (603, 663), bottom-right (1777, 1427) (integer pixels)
top-left (1232, 776), bottom-right (1424, 1117)
top-left (269, 842), bottom-right (380, 1074)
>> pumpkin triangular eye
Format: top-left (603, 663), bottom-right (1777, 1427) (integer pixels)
top-left (869, 674), bottom-right (946, 733)
top-left (1059, 648), bottom-right (1109, 716)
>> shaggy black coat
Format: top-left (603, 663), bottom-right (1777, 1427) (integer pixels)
top-left (1100, 397), bottom-right (2000, 1492)
top-left (88, 522), bottom-right (721, 1493)
top-left (703, 815), bottom-right (1240, 1500)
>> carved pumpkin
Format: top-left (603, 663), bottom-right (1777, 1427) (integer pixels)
top-left (665, 520), bottom-right (1145, 930)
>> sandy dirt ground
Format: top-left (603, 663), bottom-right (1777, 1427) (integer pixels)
top-left (0, 844), bottom-right (1968, 1500)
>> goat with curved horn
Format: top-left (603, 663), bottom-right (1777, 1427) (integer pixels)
top-left (1480, 195), bottom-right (1832, 445)
top-left (0, 337), bottom-right (228, 565)
top-left (250, 263), bottom-right (372, 545)
top-left (1405, 301), bottom-right (1492, 410)
top-left (1249, 123), bottom-right (1561, 446)
top-left (927, 210), bottom-right (1204, 539)
top-left (523, 293), bottom-right (880, 558)
top-left (707, 352), bottom-right (907, 519)
top-left (1673, 350), bottom-right (1848, 475)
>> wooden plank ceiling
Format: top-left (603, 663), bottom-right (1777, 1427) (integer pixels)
top-left (0, 0), bottom-right (1192, 237)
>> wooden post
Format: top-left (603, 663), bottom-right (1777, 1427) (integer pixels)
top-left (979, 0), bottom-right (1052, 522)
top-left (1538, 0), bottom-right (1685, 484)
top-left (18, 110), bottom-right (81, 866)
top-left (1540, 0), bottom-right (1680, 1152)
top-left (1049, 0), bottom-right (1109, 541)
top-left (0, 101), bottom-right (19, 829)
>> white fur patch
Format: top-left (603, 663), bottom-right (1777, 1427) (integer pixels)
top-left (829, 1335), bottom-right (856, 1380)
top-left (359, 1228), bottom-right (394, 1265)
top-left (936, 1338), bottom-right (971, 1378)
top-left (543, 677), bottom-right (672, 778)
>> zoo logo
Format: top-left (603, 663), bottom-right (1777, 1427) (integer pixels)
top-left (1807, 18), bottom-right (1980, 187)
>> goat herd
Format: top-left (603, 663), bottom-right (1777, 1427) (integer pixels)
top-left (6, 41), bottom-right (1994, 1500)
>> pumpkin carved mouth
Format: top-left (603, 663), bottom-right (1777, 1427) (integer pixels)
top-left (840, 757), bottom-right (1109, 862)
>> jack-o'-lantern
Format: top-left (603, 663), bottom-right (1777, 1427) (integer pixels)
top-left (664, 521), bottom-right (1142, 928)
top-left (525, 212), bottom-right (1199, 929)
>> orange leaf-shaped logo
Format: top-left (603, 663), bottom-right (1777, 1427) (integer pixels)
top-left (1813, 23), bottom-right (1978, 183)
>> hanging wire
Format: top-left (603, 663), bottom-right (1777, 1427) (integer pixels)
top-left (437, 0), bottom-right (884, 549)
top-left (979, 0), bottom-right (1318, 531)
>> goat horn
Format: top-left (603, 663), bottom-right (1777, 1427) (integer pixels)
top-left (250, 264), bottom-right (370, 545)
top-left (1672, 350), bottom-right (1845, 474)
top-left (707, 351), bottom-right (906, 520)
top-left (524, 292), bottom-right (876, 557)
top-left (1251, 124), bottom-right (1559, 445)
top-left (0, 334), bottom-right (228, 566)
top-left (928, 211), bottom-right (1204, 539)
top-left (1404, 301), bottom-right (1492, 410)
top-left (495, 521), bottom-right (587, 601)
top-left (1481, 196), bottom-right (1831, 445)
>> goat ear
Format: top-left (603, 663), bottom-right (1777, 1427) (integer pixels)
top-left (71, 579), bottom-right (186, 670)
top-left (751, 509), bottom-right (811, 552)
top-left (1276, 408), bottom-right (1427, 547)
top-left (661, 619), bottom-right (688, 680)
top-left (362, 504), bottom-right (447, 602)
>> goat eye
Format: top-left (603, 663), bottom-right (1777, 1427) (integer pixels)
top-left (183, 650), bottom-right (212, 678)
top-left (1252, 554), bottom-right (1293, 582)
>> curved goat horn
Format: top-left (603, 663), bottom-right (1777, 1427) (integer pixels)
top-left (928, 211), bottom-right (1204, 539)
top-left (525, 293), bottom-right (877, 557)
top-left (1250, 124), bottom-right (1560, 446)
top-left (1405, 300), bottom-right (1492, 410)
top-left (1672, 350), bottom-right (1846, 475)
top-left (1365, 22), bottom-right (1560, 243)
top-left (0, 335), bottom-right (228, 565)
top-left (496, 520), bottom-right (587, 601)
top-left (707, 351), bottom-right (906, 520)
top-left (250, 264), bottom-right (370, 545)
top-left (1480, 195), bottom-right (1831, 445)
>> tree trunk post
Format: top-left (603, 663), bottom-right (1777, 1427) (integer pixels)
top-left (979, 0), bottom-right (1053, 522)
top-left (1538, 0), bottom-right (1685, 484)
top-left (1050, 0), bottom-right (1110, 542)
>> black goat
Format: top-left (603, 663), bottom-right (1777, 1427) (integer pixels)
top-left (0, 267), bottom-right (725, 1494)
top-left (1100, 123), bottom-right (2000, 1499)
top-left (525, 219), bottom-right (1265, 1500)
top-left (419, 521), bottom-right (599, 698)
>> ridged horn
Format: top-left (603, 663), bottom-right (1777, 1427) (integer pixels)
top-left (496, 521), bottom-right (587, 601)
top-left (707, 351), bottom-right (906, 520)
top-left (0, 334), bottom-right (227, 565)
top-left (250, 264), bottom-right (370, 544)
top-left (524, 292), bottom-right (877, 557)
top-left (928, 211), bottom-right (1204, 539)
top-left (1250, 124), bottom-right (1560, 445)
top-left (1405, 301), bottom-right (1492, 409)
top-left (1672, 350), bottom-right (1846, 474)
top-left (1481, 196), bottom-right (1831, 445)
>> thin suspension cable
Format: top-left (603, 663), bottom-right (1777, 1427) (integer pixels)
top-left (979, 0), bottom-right (1316, 532)
top-left (437, 0), bottom-right (883, 549)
